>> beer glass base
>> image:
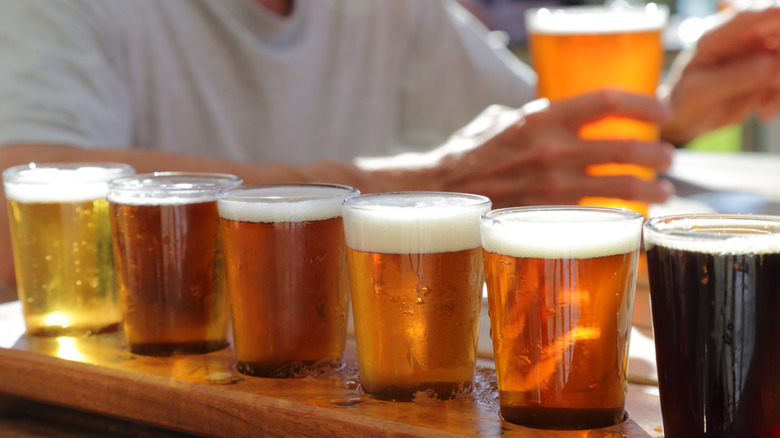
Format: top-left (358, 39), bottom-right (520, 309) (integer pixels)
top-left (126, 339), bottom-right (229, 356)
top-left (361, 381), bottom-right (474, 402)
top-left (499, 405), bottom-right (626, 430)
top-left (236, 356), bottom-right (345, 379)
top-left (25, 322), bottom-right (121, 337)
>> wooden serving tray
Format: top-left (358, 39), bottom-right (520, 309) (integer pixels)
top-left (0, 301), bottom-right (663, 437)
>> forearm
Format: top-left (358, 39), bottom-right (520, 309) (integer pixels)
top-left (0, 142), bottom-right (425, 287)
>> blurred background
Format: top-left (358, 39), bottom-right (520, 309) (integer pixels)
top-left (460, 0), bottom-right (780, 154)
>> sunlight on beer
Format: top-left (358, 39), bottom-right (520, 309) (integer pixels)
top-left (44, 312), bottom-right (70, 329)
top-left (55, 336), bottom-right (86, 362)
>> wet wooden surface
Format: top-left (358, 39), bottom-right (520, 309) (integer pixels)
top-left (0, 300), bottom-right (664, 437)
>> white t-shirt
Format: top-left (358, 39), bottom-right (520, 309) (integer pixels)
top-left (0, 0), bottom-right (536, 164)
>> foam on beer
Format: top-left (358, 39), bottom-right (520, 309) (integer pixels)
top-left (108, 190), bottom-right (218, 206)
top-left (526, 5), bottom-right (668, 35)
top-left (481, 209), bottom-right (642, 259)
top-left (343, 194), bottom-right (490, 254)
top-left (218, 186), bottom-right (352, 223)
top-left (644, 217), bottom-right (780, 255)
top-left (4, 166), bottom-right (124, 203)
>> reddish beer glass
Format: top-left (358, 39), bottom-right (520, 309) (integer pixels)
top-left (217, 183), bottom-right (359, 378)
top-left (108, 172), bottom-right (241, 355)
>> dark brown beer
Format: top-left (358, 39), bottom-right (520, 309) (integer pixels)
top-left (481, 207), bottom-right (642, 429)
top-left (217, 184), bottom-right (357, 378)
top-left (343, 192), bottom-right (491, 401)
top-left (645, 216), bottom-right (780, 438)
top-left (110, 200), bottom-right (229, 355)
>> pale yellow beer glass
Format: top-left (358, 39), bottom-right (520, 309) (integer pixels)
top-left (481, 206), bottom-right (643, 429)
top-left (108, 172), bottom-right (241, 355)
top-left (217, 183), bottom-right (359, 378)
top-left (525, 5), bottom-right (669, 218)
top-left (3, 162), bottom-right (135, 336)
top-left (343, 192), bottom-right (491, 401)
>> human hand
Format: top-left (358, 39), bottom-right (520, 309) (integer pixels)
top-left (661, 7), bottom-right (780, 145)
top-left (409, 90), bottom-right (675, 208)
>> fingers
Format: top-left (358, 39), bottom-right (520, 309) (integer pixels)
top-left (551, 90), bottom-right (673, 131)
top-left (694, 8), bottom-right (780, 66)
top-left (681, 51), bottom-right (780, 104)
top-left (562, 138), bottom-right (675, 172)
top-left (568, 174), bottom-right (675, 205)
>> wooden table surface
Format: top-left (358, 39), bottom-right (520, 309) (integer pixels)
top-left (0, 299), bottom-right (665, 437)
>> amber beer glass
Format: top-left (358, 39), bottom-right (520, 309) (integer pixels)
top-left (3, 163), bottom-right (135, 336)
top-left (108, 172), bottom-right (241, 355)
top-left (644, 214), bottom-right (780, 437)
top-left (525, 5), bottom-right (668, 218)
top-left (481, 206), bottom-right (642, 429)
top-left (342, 192), bottom-right (491, 401)
top-left (217, 183), bottom-right (359, 377)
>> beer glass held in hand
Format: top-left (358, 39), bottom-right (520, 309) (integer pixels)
top-left (525, 5), bottom-right (668, 218)
top-left (217, 183), bottom-right (359, 378)
top-left (480, 206), bottom-right (643, 429)
top-left (342, 192), bottom-right (491, 401)
top-left (644, 214), bottom-right (780, 438)
top-left (3, 163), bottom-right (135, 336)
top-left (108, 172), bottom-right (241, 356)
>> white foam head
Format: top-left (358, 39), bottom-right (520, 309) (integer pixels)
top-left (525, 4), bottom-right (668, 35)
top-left (3, 163), bottom-right (134, 203)
top-left (643, 215), bottom-right (780, 255)
top-left (481, 207), bottom-right (642, 259)
top-left (217, 184), bottom-right (359, 223)
top-left (107, 172), bottom-right (241, 206)
top-left (342, 192), bottom-right (492, 254)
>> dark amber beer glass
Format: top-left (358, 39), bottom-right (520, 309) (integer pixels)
top-left (525, 5), bottom-right (668, 218)
top-left (343, 192), bottom-right (491, 401)
top-left (3, 163), bottom-right (135, 336)
top-left (108, 172), bottom-right (241, 355)
top-left (217, 183), bottom-right (359, 378)
top-left (481, 206), bottom-right (642, 429)
top-left (644, 214), bottom-right (780, 438)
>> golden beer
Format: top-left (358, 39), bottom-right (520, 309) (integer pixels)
top-left (526, 5), bottom-right (668, 217)
top-left (480, 207), bottom-right (642, 429)
top-left (3, 163), bottom-right (135, 336)
top-left (217, 184), bottom-right (359, 378)
top-left (343, 192), bottom-right (491, 401)
top-left (108, 172), bottom-right (241, 355)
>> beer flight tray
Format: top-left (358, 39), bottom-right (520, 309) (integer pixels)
top-left (0, 301), bottom-right (664, 437)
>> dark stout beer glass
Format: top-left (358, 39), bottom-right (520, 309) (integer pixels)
top-left (4, 163), bottom-right (135, 336)
top-left (481, 206), bottom-right (642, 429)
top-left (644, 214), bottom-right (780, 438)
top-left (342, 192), bottom-right (491, 401)
top-left (108, 172), bottom-right (241, 355)
top-left (217, 183), bottom-right (359, 378)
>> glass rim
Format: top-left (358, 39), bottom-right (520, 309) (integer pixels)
top-left (524, 3), bottom-right (669, 33)
top-left (644, 213), bottom-right (780, 240)
top-left (216, 182), bottom-right (359, 202)
top-left (342, 191), bottom-right (491, 211)
top-left (482, 205), bottom-right (644, 222)
top-left (524, 3), bottom-right (670, 16)
top-left (108, 171), bottom-right (242, 193)
top-left (2, 162), bottom-right (135, 184)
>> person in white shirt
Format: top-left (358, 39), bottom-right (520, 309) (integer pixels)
top-left (0, 0), bottom-right (779, 288)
